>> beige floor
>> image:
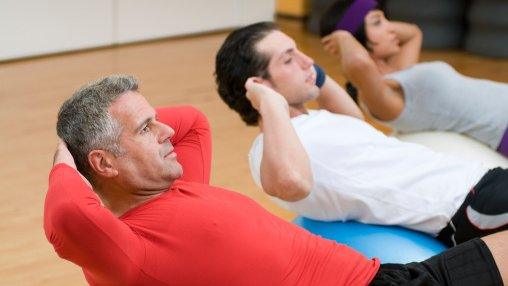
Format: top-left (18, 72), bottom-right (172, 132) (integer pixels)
top-left (1, 18), bottom-right (507, 285)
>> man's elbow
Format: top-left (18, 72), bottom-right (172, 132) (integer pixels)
top-left (263, 172), bottom-right (313, 202)
top-left (186, 105), bottom-right (211, 131)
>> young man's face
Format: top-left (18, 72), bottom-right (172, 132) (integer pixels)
top-left (255, 30), bottom-right (320, 107)
top-left (108, 91), bottom-right (183, 191)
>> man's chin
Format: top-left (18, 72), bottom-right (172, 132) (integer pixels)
top-left (173, 165), bottom-right (184, 179)
top-left (309, 88), bottom-right (320, 100)
top-left (162, 164), bottom-right (183, 181)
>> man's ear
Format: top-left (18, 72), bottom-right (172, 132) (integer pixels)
top-left (88, 150), bottom-right (118, 178)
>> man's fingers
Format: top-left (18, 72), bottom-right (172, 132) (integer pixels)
top-left (245, 77), bottom-right (263, 89)
top-left (245, 77), bottom-right (253, 89)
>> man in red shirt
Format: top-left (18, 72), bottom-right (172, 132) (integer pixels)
top-left (45, 75), bottom-right (507, 285)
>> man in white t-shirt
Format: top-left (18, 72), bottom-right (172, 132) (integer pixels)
top-left (214, 21), bottom-right (508, 247)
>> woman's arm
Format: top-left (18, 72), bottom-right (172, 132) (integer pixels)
top-left (322, 31), bottom-right (404, 121)
top-left (389, 21), bottom-right (422, 70)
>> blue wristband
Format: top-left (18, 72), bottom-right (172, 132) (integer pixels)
top-left (314, 64), bottom-right (326, 88)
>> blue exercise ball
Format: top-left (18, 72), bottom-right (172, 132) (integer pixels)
top-left (294, 217), bottom-right (447, 264)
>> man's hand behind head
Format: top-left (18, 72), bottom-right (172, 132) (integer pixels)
top-left (244, 77), bottom-right (289, 114)
top-left (53, 139), bottom-right (76, 168)
top-left (53, 139), bottom-right (92, 188)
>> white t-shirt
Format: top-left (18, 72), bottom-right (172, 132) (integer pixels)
top-left (248, 110), bottom-right (488, 234)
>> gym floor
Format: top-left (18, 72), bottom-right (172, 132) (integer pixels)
top-left (1, 17), bottom-right (507, 285)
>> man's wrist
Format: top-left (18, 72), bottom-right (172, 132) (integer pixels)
top-left (53, 142), bottom-right (77, 168)
top-left (314, 64), bottom-right (326, 88)
top-left (259, 97), bottom-right (289, 118)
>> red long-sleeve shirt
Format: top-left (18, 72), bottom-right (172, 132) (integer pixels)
top-left (44, 106), bottom-right (379, 285)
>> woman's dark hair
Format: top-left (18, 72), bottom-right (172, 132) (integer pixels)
top-left (319, 0), bottom-right (385, 47)
top-left (215, 22), bottom-right (277, 126)
top-left (319, 0), bottom-right (385, 102)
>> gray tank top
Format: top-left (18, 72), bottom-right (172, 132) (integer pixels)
top-left (384, 61), bottom-right (508, 149)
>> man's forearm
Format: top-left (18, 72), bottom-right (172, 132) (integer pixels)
top-left (44, 164), bottom-right (143, 282)
top-left (259, 100), bottom-right (313, 202)
top-left (156, 106), bottom-right (212, 184)
top-left (316, 75), bottom-right (364, 120)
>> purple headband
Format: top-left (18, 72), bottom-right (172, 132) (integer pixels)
top-left (334, 0), bottom-right (378, 34)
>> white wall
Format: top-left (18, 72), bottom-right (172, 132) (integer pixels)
top-left (0, 0), bottom-right (115, 61)
top-left (0, 0), bottom-right (275, 61)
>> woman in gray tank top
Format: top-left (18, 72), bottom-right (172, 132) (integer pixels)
top-left (319, 0), bottom-right (508, 157)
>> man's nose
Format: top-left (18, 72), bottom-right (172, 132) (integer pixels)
top-left (297, 50), bottom-right (314, 69)
top-left (156, 122), bottom-right (174, 144)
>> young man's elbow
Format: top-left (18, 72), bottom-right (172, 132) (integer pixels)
top-left (267, 173), bottom-right (312, 202)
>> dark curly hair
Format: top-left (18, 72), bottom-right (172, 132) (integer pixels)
top-left (215, 22), bottom-right (277, 126)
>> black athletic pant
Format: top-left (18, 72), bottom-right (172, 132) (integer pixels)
top-left (371, 238), bottom-right (502, 286)
top-left (437, 168), bottom-right (508, 247)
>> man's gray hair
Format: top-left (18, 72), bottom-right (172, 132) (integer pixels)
top-left (56, 74), bottom-right (139, 182)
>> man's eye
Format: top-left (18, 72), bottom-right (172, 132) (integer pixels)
top-left (284, 57), bottom-right (293, 64)
top-left (141, 125), bottom-right (151, 133)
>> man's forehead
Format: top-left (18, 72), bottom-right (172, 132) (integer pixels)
top-left (109, 91), bottom-right (154, 121)
top-left (256, 30), bottom-right (296, 59)
top-left (109, 91), bottom-right (138, 111)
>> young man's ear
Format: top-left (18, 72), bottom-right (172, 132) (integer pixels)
top-left (88, 150), bottom-right (118, 178)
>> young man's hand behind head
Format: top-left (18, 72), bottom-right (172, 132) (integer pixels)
top-left (244, 77), bottom-right (289, 114)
